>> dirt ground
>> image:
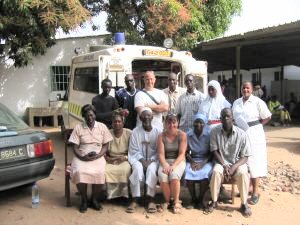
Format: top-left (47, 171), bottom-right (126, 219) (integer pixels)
top-left (0, 125), bottom-right (300, 225)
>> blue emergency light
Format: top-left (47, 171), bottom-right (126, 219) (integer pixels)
top-left (114, 32), bottom-right (126, 45)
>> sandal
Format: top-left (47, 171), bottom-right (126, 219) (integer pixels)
top-left (157, 203), bottom-right (169, 213)
top-left (126, 201), bottom-right (137, 213)
top-left (203, 201), bottom-right (216, 215)
top-left (147, 202), bottom-right (157, 213)
top-left (240, 204), bottom-right (252, 217)
top-left (249, 194), bottom-right (260, 205)
top-left (173, 202), bottom-right (182, 214)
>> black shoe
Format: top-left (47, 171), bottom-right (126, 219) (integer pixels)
top-left (79, 197), bottom-right (88, 213)
top-left (91, 198), bottom-right (103, 211)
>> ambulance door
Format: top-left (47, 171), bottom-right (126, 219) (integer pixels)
top-left (99, 55), bottom-right (126, 96)
top-left (185, 60), bottom-right (208, 95)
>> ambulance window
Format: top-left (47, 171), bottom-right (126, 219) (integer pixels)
top-left (74, 67), bottom-right (99, 93)
top-left (194, 76), bottom-right (204, 93)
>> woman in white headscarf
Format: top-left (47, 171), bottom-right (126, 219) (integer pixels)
top-left (198, 80), bottom-right (231, 134)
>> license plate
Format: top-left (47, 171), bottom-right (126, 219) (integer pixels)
top-left (0, 146), bottom-right (27, 161)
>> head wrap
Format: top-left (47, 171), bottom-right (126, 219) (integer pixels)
top-left (193, 113), bottom-right (207, 124)
top-left (207, 80), bottom-right (225, 101)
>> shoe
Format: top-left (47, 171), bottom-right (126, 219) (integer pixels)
top-left (79, 196), bottom-right (88, 213)
top-left (126, 201), bottom-right (137, 213)
top-left (91, 198), bottom-right (103, 211)
top-left (249, 194), bottom-right (260, 205)
top-left (147, 201), bottom-right (157, 213)
top-left (173, 202), bottom-right (182, 214)
top-left (241, 204), bottom-right (252, 217)
top-left (203, 201), bottom-right (217, 215)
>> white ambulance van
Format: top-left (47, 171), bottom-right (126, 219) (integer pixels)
top-left (62, 36), bottom-right (207, 131)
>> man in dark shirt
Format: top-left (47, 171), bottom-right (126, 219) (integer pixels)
top-left (92, 79), bottom-right (119, 129)
top-left (115, 74), bottom-right (140, 129)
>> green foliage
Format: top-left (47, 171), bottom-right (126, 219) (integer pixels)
top-left (0, 0), bottom-right (92, 67)
top-left (103, 0), bottom-right (241, 50)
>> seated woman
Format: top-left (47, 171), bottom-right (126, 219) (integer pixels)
top-left (185, 113), bottom-right (212, 209)
top-left (157, 113), bottom-right (187, 213)
top-left (268, 95), bottom-right (291, 126)
top-left (68, 104), bottom-right (113, 213)
top-left (105, 110), bottom-right (132, 200)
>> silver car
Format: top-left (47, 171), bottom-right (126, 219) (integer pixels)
top-left (0, 103), bottom-right (55, 191)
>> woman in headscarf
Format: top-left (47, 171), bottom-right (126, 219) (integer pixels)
top-left (198, 80), bottom-right (231, 134)
top-left (185, 113), bottom-right (212, 209)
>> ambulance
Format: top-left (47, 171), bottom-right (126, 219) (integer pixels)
top-left (61, 34), bottom-right (207, 131)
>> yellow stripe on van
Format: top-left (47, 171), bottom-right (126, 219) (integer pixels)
top-left (69, 102), bottom-right (82, 118)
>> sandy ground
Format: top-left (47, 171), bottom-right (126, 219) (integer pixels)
top-left (0, 125), bottom-right (300, 225)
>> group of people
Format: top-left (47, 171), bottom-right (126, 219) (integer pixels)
top-left (68, 70), bottom-right (272, 218)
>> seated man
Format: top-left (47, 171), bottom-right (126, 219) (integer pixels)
top-left (185, 113), bottom-right (213, 209)
top-left (268, 95), bottom-right (291, 126)
top-left (206, 108), bottom-right (252, 217)
top-left (127, 107), bottom-right (162, 213)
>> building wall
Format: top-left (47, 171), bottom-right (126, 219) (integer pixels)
top-left (0, 35), bottom-right (105, 118)
top-left (208, 65), bottom-right (300, 102)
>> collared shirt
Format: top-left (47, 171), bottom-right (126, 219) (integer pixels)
top-left (210, 124), bottom-right (251, 165)
top-left (175, 89), bottom-right (205, 132)
top-left (68, 121), bottom-right (113, 157)
top-left (162, 86), bottom-right (186, 113)
top-left (187, 130), bottom-right (210, 161)
top-left (232, 94), bottom-right (271, 124)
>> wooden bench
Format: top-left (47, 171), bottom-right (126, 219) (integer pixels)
top-left (28, 107), bottom-right (62, 128)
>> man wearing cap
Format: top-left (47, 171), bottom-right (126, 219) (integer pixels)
top-left (116, 74), bottom-right (140, 129)
top-left (206, 108), bottom-right (252, 217)
top-left (126, 107), bottom-right (162, 213)
top-left (185, 113), bottom-right (213, 209)
top-left (134, 71), bottom-right (168, 129)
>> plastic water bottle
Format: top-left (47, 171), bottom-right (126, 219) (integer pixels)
top-left (31, 182), bottom-right (39, 208)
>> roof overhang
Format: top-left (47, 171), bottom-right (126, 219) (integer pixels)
top-left (192, 20), bottom-right (300, 73)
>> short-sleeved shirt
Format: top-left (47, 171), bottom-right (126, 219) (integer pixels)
top-left (175, 89), bottom-right (205, 132)
top-left (92, 94), bottom-right (119, 129)
top-left (134, 88), bottom-right (168, 129)
top-left (69, 121), bottom-right (113, 156)
top-left (187, 130), bottom-right (210, 162)
top-left (210, 124), bottom-right (251, 165)
top-left (162, 86), bottom-right (186, 114)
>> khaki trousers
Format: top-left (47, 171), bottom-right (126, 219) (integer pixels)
top-left (209, 163), bottom-right (249, 204)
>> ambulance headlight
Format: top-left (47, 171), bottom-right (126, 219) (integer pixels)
top-left (163, 38), bottom-right (173, 49)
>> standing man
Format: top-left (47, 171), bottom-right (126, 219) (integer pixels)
top-left (126, 108), bottom-right (161, 213)
top-left (175, 74), bottom-right (205, 132)
top-left (116, 74), bottom-right (140, 129)
top-left (206, 108), bottom-right (252, 217)
top-left (162, 72), bottom-right (186, 114)
top-left (134, 71), bottom-right (168, 129)
top-left (92, 78), bottom-right (119, 129)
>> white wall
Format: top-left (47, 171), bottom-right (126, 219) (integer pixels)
top-left (0, 35), bottom-right (105, 118)
top-left (208, 65), bottom-right (300, 100)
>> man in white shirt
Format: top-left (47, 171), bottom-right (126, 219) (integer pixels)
top-left (135, 71), bottom-right (168, 129)
top-left (162, 72), bottom-right (186, 114)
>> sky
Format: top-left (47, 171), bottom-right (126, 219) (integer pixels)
top-left (55, 0), bottom-right (300, 39)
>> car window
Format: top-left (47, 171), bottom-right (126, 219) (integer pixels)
top-left (0, 103), bottom-right (28, 131)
